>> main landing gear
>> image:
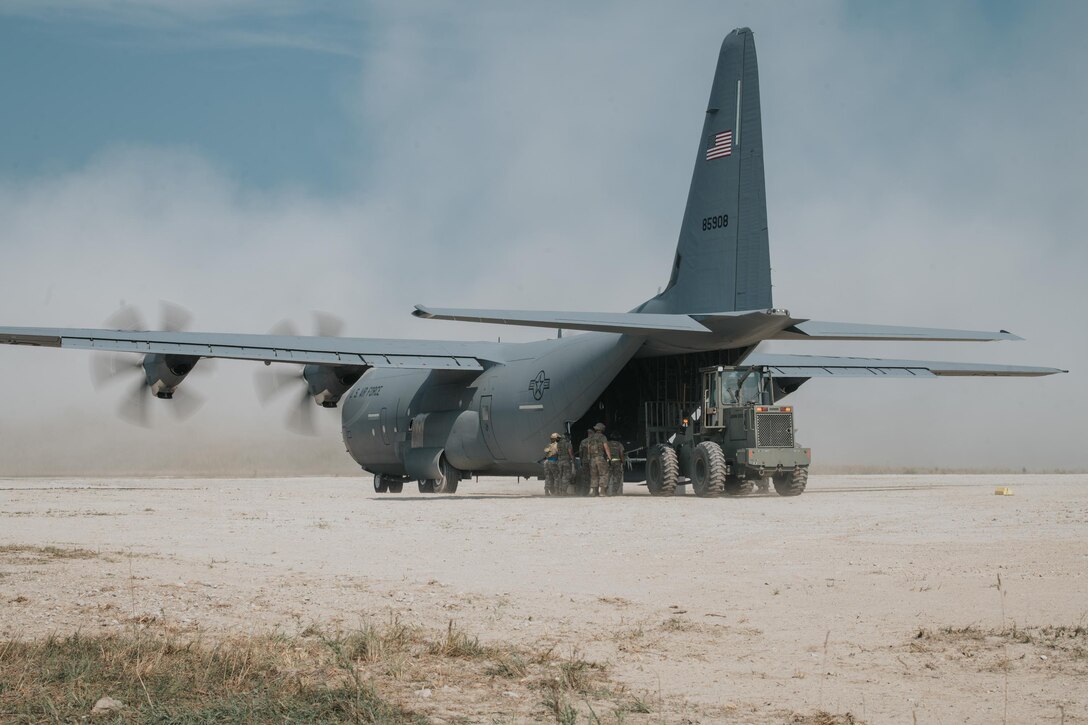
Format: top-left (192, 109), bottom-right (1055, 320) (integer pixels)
top-left (373, 474), bottom-right (405, 494)
top-left (373, 458), bottom-right (463, 496)
top-left (418, 456), bottom-right (461, 495)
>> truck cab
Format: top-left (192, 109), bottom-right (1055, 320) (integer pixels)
top-left (645, 365), bottom-right (810, 497)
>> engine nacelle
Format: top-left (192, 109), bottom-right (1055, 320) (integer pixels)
top-left (303, 364), bottom-right (364, 407)
top-left (142, 354), bottom-right (200, 398)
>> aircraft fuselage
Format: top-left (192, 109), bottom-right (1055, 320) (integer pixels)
top-left (340, 332), bottom-right (642, 478)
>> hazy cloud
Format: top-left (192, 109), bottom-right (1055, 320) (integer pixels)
top-left (0, 2), bottom-right (1085, 474)
top-left (0, 0), bottom-right (363, 56)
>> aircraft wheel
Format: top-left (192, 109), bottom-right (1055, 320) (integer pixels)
top-left (373, 475), bottom-right (389, 493)
top-left (387, 481), bottom-right (404, 494)
top-left (646, 444), bottom-right (679, 496)
top-left (773, 467), bottom-right (808, 496)
top-left (691, 441), bottom-right (726, 497)
top-left (418, 480), bottom-right (437, 494)
top-left (433, 456), bottom-right (460, 494)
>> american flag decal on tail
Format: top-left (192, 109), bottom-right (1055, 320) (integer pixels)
top-left (706, 130), bottom-right (733, 160)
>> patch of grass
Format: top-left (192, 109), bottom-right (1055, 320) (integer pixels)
top-left (485, 653), bottom-right (529, 679)
top-left (427, 620), bottom-right (493, 659)
top-left (918, 624), bottom-right (1087, 648)
top-left (343, 620), bottom-right (420, 663)
top-left (596, 596), bottom-right (629, 606)
top-left (610, 624), bottom-right (651, 654)
top-left (790, 712), bottom-right (862, 725)
top-left (539, 684), bottom-right (578, 724)
top-left (617, 695), bottom-right (652, 714)
top-left (530, 644), bottom-right (557, 665)
top-left (1, 618), bottom-right (660, 724)
top-left (0, 544), bottom-right (99, 560)
top-left (661, 616), bottom-right (693, 632)
top-left (555, 648), bottom-right (604, 693)
top-left (914, 624), bottom-right (1088, 666)
top-left (0, 631), bottom-right (422, 723)
top-left (1009, 624), bottom-right (1087, 646)
top-left (923, 625), bottom-right (989, 641)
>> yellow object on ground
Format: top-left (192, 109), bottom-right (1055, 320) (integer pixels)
top-left (995, 487), bottom-right (1014, 496)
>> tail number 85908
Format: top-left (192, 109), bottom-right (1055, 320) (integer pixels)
top-left (701, 214), bottom-right (728, 231)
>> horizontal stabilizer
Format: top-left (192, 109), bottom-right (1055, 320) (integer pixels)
top-left (745, 353), bottom-right (1066, 378)
top-left (412, 305), bottom-right (712, 334)
top-left (773, 320), bottom-right (1023, 342)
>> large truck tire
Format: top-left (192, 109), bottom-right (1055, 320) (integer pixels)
top-left (691, 441), bottom-right (726, 497)
top-left (773, 466), bottom-right (808, 496)
top-left (724, 477), bottom-right (754, 496)
top-left (646, 445), bottom-right (679, 496)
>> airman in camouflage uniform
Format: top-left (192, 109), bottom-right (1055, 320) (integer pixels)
top-left (543, 432), bottom-right (561, 496)
top-left (576, 435), bottom-right (590, 495)
top-left (556, 433), bottom-right (575, 496)
top-left (581, 422), bottom-right (612, 497)
top-left (607, 434), bottom-right (625, 496)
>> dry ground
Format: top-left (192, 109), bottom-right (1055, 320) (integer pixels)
top-left (1, 474), bottom-right (1086, 723)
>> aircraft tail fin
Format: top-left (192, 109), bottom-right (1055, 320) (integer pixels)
top-left (638, 27), bottom-right (771, 315)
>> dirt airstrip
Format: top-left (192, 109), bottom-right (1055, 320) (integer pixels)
top-left (2, 474), bottom-right (1086, 723)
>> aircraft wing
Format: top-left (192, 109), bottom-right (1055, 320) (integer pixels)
top-left (770, 320), bottom-right (1021, 342)
top-left (0, 326), bottom-right (491, 371)
top-left (744, 353), bottom-right (1067, 378)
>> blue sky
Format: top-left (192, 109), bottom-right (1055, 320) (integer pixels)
top-left (0, 1), bottom-right (1084, 472)
top-left (0, 5), bottom-right (364, 191)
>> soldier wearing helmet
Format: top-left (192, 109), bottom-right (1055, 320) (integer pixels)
top-left (555, 432), bottom-right (575, 496)
top-left (579, 422), bottom-right (612, 497)
top-left (542, 432), bottom-right (562, 496)
top-left (607, 432), bottom-right (626, 496)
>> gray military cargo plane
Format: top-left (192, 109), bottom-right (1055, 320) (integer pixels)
top-left (0, 28), bottom-right (1065, 494)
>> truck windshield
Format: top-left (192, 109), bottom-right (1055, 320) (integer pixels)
top-left (721, 369), bottom-right (763, 406)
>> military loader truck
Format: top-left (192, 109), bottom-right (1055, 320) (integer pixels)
top-left (643, 366), bottom-right (810, 497)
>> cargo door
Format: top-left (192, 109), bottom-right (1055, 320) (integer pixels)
top-left (380, 406), bottom-right (392, 445)
top-left (480, 395), bottom-right (505, 459)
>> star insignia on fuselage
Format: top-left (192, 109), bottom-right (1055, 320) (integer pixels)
top-left (528, 370), bottom-right (550, 400)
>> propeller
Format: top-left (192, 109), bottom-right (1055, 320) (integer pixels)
top-left (254, 311), bottom-right (346, 436)
top-left (313, 311), bottom-right (344, 338)
top-left (255, 366), bottom-right (317, 435)
top-left (89, 302), bottom-right (208, 427)
top-left (159, 301), bottom-right (193, 335)
top-left (266, 312), bottom-right (342, 339)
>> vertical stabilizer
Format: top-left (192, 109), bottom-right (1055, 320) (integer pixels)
top-left (638, 28), bottom-right (771, 314)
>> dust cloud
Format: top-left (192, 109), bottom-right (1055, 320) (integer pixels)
top-left (0, 4), bottom-right (1085, 474)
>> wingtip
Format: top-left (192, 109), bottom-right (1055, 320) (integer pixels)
top-left (412, 305), bottom-right (433, 319)
top-left (999, 329), bottom-right (1025, 341)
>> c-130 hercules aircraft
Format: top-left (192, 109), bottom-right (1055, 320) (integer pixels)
top-left (0, 28), bottom-right (1065, 496)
